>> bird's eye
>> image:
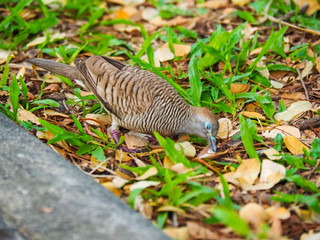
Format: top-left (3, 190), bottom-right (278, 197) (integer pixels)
top-left (204, 122), bottom-right (212, 131)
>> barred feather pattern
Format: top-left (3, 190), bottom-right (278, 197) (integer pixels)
top-left (75, 56), bottom-right (196, 136)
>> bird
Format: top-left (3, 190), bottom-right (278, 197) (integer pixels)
top-left (27, 56), bottom-right (219, 152)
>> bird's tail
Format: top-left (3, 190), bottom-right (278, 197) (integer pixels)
top-left (27, 58), bottom-right (84, 81)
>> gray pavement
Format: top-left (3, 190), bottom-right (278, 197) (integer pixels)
top-left (0, 113), bottom-right (170, 240)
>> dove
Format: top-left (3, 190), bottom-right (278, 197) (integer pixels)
top-left (27, 56), bottom-right (219, 152)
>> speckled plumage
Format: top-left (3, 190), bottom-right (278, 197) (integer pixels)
top-left (27, 56), bottom-right (219, 151)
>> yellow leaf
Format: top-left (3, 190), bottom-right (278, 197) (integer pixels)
top-left (101, 182), bottom-right (122, 197)
top-left (284, 136), bottom-right (310, 154)
top-left (163, 156), bottom-right (174, 168)
top-left (115, 150), bottom-right (131, 162)
top-left (115, 9), bottom-right (130, 19)
top-left (230, 83), bottom-right (250, 93)
top-left (241, 111), bottom-right (266, 120)
top-left (174, 141), bottom-right (196, 157)
top-left (136, 167), bottom-right (158, 180)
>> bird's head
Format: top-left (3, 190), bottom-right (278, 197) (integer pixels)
top-left (182, 107), bottom-right (219, 152)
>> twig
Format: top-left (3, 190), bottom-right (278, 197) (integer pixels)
top-left (89, 157), bottom-right (112, 174)
top-left (296, 68), bottom-right (309, 100)
top-left (265, 14), bottom-right (320, 36)
top-left (296, 116), bottom-right (320, 130)
top-left (280, 3), bottom-right (308, 21)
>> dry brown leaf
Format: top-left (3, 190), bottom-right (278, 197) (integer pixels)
top-left (216, 118), bottom-right (239, 139)
top-left (239, 203), bottom-right (268, 230)
top-left (230, 83), bottom-right (250, 93)
top-left (262, 148), bottom-right (282, 160)
top-left (0, 49), bottom-right (15, 64)
top-left (141, 7), bottom-right (158, 21)
top-left (263, 125), bottom-right (301, 139)
top-left (84, 113), bottom-right (112, 125)
top-left (265, 206), bottom-right (290, 220)
top-left (17, 108), bottom-right (40, 124)
top-left (187, 222), bottom-right (219, 239)
top-left (174, 141), bottom-right (196, 157)
top-left (101, 182), bottom-right (122, 197)
top-left (154, 45), bottom-right (174, 63)
top-left (284, 136), bottom-right (310, 154)
top-left (226, 158), bottom-right (260, 186)
top-left (257, 60), bottom-right (270, 78)
top-left (241, 111), bottom-right (266, 120)
top-left (259, 160), bottom-right (286, 183)
top-left (274, 101), bottom-right (312, 122)
top-left (130, 180), bottom-right (160, 191)
top-left (281, 92), bottom-right (306, 106)
top-left (270, 80), bottom-right (284, 89)
top-left (301, 61), bottom-right (314, 79)
top-left (197, 0), bottom-right (228, 9)
top-left (163, 156), bottom-right (174, 169)
top-left (268, 218), bottom-right (282, 239)
top-left (90, 155), bottom-right (107, 172)
top-left (124, 132), bottom-right (147, 149)
top-left (115, 150), bottom-right (131, 162)
top-left (250, 47), bottom-right (263, 56)
top-left (171, 163), bottom-right (190, 174)
top-left (26, 32), bottom-right (66, 48)
top-left (300, 231), bottom-right (320, 240)
top-left (164, 227), bottom-right (189, 240)
top-left (316, 57), bottom-right (320, 74)
top-left (294, 0), bottom-right (320, 15)
top-left (115, 9), bottom-right (130, 19)
top-left (232, 0), bottom-right (250, 6)
top-left (17, 67), bottom-right (26, 79)
top-left (43, 110), bottom-right (69, 118)
top-left (112, 176), bottom-right (129, 188)
top-left (173, 44), bottom-right (191, 57)
top-left (136, 167), bottom-right (158, 180)
top-left (43, 83), bottom-right (59, 92)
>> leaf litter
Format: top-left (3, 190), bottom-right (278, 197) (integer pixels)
top-left (1, 0), bottom-right (320, 239)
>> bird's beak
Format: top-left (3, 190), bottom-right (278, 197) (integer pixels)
top-left (208, 134), bottom-right (217, 153)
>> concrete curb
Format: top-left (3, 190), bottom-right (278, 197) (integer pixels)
top-left (0, 113), bottom-right (170, 240)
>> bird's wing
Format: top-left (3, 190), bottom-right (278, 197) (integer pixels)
top-left (74, 56), bottom-right (154, 119)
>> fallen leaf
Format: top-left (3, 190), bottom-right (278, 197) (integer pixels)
top-left (294, 0), bottom-right (320, 15)
top-left (274, 101), bottom-right (312, 122)
top-left (257, 60), bottom-right (270, 78)
top-left (17, 108), bottom-right (40, 124)
top-left (270, 80), bottom-right (284, 89)
top-left (0, 49), bottom-right (15, 64)
top-left (300, 231), bottom-right (320, 240)
top-left (26, 32), bottom-right (67, 48)
top-left (115, 9), bottom-right (130, 19)
top-left (124, 132), bottom-right (148, 149)
top-left (259, 160), bottom-right (286, 183)
top-left (171, 163), bottom-right (191, 174)
top-left (90, 155), bottom-right (107, 172)
top-left (130, 180), bottom-right (160, 191)
top-left (187, 221), bottom-right (219, 239)
top-left (197, 0), bottom-right (228, 9)
top-left (284, 136), bottom-right (310, 154)
top-left (263, 125), bottom-right (301, 139)
top-left (164, 227), bottom-right (189, 240)
top-left (265, 206), bottom-right (290, 220)
top-left (232, 0), bottom-right (250, 6)
top-left (163, 156), bottom-right (174, 168)
top-left (84, 113), bottom-right (112, 125)
top-left (230, 83), bottom-right (250, 93)
top-left (239, 203), bottom-right (268, 230)
top-left (224, 158), bottom-right (260, 187)
top-left (174, 141), bottom-right (196, 157)
top-left (141, 7), bottom-right (158, 21)
top-left (241, 111), bottom-right (266, 120)
top-left (216, 118), bottom-right (239, 139)
top-left (262, 148), bottom-right (282, 160)
top-left (136, 167), bottom-right (158, 180)
top-left (112, 176), bottom-right (129, 188)
top-left (101, 182), bottom-right (122, 197)
top-left (301, 61), bottom-right (313, 78)
top-left (115, 150), bottom-right (132, 162)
